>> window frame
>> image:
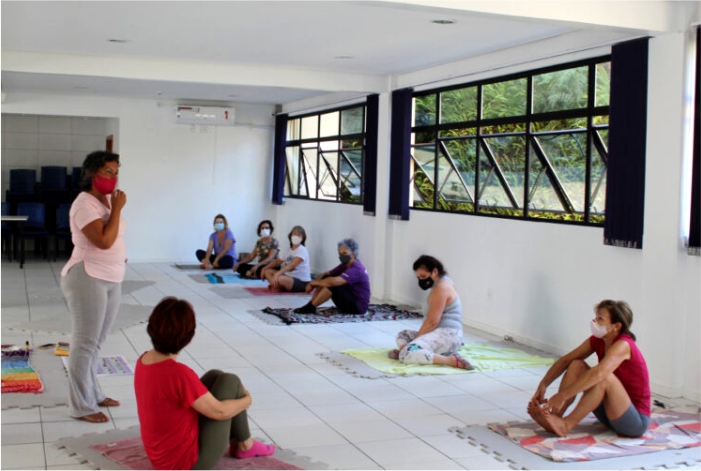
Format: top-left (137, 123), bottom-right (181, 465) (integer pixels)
top-left (410, 55), bottom-right (611, 226)
top-left (284, 102), bottom-right (368, 205)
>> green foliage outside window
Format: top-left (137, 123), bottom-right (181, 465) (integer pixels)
top-left (411, 58), bottom-right (611, 225)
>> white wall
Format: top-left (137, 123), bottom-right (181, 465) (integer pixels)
top-left (1, 93), bottom-right (276, 263)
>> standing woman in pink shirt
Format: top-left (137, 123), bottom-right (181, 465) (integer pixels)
top-left (60, 151), bottom-right (127, 423)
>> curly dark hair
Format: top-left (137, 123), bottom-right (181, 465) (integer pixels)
top-left (412, 255), bottom-right (447, 276)
top-left (79, 151), bottom-right (120, 191)
top-left (147, 297), bottom-right (197, 354)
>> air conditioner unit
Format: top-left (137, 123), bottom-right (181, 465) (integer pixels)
top-left (175, 106), bottom-right (235, 126)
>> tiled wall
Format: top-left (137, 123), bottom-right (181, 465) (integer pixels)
top-left (1, 114), bottom-right (110, 199)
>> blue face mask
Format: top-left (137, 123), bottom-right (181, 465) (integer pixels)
top-left (214, 222), bottom-right (225, 231)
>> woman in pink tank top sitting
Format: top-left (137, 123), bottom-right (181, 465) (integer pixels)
top-left (528, 300), bottom-right (651, 437)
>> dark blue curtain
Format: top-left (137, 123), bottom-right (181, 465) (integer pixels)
top-left (363, 94), bottom-right (379, 216)
top-left (271, 113), bottom-right (288, 205)
top-left (603, 38), bottom-right (649, 249)
top-left (388, 88), bottom-right (413, 220)
top-left (689, 28), bottom-right (700, 256)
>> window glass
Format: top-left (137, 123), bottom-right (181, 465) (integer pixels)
top-left (533, 66), bottom-right (588, 113)
top-left (482, 78), bottom-right (527, 119)
top-left (440, 87), bottom-right (477, 124)
top-left (411, 58), bottom-right (609, 225)
top-left (341, 107), bottom-right (364, 135)
top-left (284, 103), bottom-right (367, 204)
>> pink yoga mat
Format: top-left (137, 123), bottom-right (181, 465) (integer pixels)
top-left (244, 287), bottom-right (308, 296)
top-left (90, 437), bottom-right (302, 470)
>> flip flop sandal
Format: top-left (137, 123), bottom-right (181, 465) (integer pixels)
top-left (98, 397), bottom-right (120, 407)
top-left (73, 412), bottom-right (109, 423)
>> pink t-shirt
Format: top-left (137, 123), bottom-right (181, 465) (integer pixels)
top-left (60, 192), bottom-right (127, 283)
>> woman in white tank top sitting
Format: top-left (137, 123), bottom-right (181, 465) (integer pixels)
top-left (389, 255), bottom-right (473, 369)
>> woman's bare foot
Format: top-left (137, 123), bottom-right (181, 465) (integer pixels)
top-left (73, 412), bottom-right (109, 423)
top-left (528, 403), bottom-right (569, 436)
top-left (542, 411), bottom-right (569, 437)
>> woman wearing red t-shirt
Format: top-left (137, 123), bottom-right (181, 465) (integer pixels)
top-left (528, 300), bottom-right (650, 438)
top-left (135, 297), bottom-right (275, 469)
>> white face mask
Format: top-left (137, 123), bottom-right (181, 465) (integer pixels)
top-left (260, 228), bottom-right (271, 237)
top-left (291, 235), bottom-right (302, 246)
top-left (590, 320), bottom-right (608, 338)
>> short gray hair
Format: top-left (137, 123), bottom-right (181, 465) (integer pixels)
top-left (338, 238), bottom-right (359, 258)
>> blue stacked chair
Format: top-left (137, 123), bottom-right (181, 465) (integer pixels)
top-left (10, 169), bottom-right (36, 194)
top-left (16, 202), bottom-right (50, 259)
top-left (40, 166), bottom-right (68, 190)
top-left (53, 203), bottom-right (73, 261)
top-left (7, 169), bottom-right (37, 215)
top-left (71, 167), bottom-right (83, 201)
top-left (2, 202), bottom-right (12, 260)
top-left (39, 166), bottom-right (70, 233)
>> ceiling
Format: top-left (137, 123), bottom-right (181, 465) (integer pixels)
top-left (0, 1), bottom-right (691, 106)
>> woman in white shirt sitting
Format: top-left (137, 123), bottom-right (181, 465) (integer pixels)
top-left (261, 225), bottom-right (311, 292)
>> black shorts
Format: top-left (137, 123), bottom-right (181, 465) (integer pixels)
top-left (329, 284), bottom-right (362, 313)
top-left (289, 277), bottom-right (309, 293)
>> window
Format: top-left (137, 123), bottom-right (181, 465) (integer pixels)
top-left (284, 104), bottom-right (367, 204)
top-left (410, 57), bottom-right (611, 225)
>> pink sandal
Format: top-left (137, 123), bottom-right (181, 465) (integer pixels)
top-left (453, 353), bottom-right (474, 370)
top-left (232, 440), bottom-right (275, 459)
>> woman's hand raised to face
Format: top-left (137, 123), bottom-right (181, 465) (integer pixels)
top-left (111, 189), bottom-right (127, 211)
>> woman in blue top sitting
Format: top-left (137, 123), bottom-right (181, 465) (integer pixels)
top-left (196, 214), bottom-right (237, 270)
top-left (389, 255), bottom-right (473, 370)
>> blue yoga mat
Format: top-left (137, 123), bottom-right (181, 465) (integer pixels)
top-left (204, 273), bottom-right (268, 284)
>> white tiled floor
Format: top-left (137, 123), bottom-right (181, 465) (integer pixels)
top-left (1, 257), bottom-right (699, 470)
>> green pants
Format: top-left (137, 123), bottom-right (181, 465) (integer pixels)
top-left (191, 370), bottom-right (251, 470)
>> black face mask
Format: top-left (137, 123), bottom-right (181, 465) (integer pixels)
top-left (418, 277), bottom-right (434, 290)
top-left (339, 254), bottom-right (352, 265)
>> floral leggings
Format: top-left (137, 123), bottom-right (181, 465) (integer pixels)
top-left (395, 328), bottom-right (463, 364)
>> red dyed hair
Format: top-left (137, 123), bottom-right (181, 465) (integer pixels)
top-left (147, 297), bottom-right (197, 354)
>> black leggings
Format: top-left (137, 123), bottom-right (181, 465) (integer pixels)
top-left (191, 370), bottom-right (251, 470)
top-left (195, 250), bottom-right (235, 269)
top-left (234, 262), bottom-right (268, 279)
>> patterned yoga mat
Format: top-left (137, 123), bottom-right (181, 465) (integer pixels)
top-left (489, 406), bottom-right (701, 462)
top-left (2, 349), bottom-right (44, 393)
top-left (257, 304), bottom-right (423, 325)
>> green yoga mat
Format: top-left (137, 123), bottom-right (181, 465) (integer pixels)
top-left (341, 342), bottom-right (555, 376)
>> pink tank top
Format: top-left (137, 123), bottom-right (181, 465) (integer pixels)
top-left (590, 334), bottom-right (650, 416)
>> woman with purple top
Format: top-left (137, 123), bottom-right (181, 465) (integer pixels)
top-left (294, 238), bottom-right (370, 314)
top-left (196, 214), bottom-right (237, 270)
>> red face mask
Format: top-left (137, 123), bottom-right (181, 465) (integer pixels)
top-left (93, 174), bottom-right (118, 195)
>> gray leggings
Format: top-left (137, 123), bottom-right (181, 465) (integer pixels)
top-left (61, 262), bottom-right (122, 417)
top-left (192, 370), bottom-right (251, 470)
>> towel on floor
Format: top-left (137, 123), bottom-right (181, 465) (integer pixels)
top-left (2, 349), bottom-right (44, 393)
top-left (489, 406), bottom-right (701, 462)
top-left (90, 436), bottom-right (302, 470)
top-left (340, 342), bottom-right (554, 375)
top-left (260, 304), bottom-right (423, 325)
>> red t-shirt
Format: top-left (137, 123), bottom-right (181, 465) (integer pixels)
top-left (134, 354), bottom-right (208, 470)
top-left (590, 334), bottom-right (651, 416)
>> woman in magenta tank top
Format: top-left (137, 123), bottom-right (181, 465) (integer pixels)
top-left (527, 300), bottom-right (651, 437)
